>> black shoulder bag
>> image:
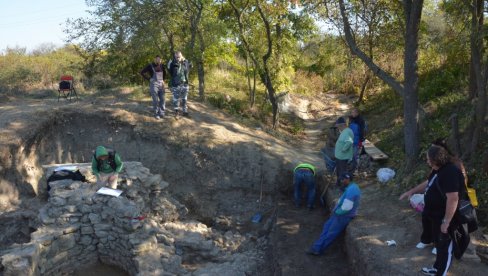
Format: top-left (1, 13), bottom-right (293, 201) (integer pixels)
top-left (435, 179), bottom-right (477, 225)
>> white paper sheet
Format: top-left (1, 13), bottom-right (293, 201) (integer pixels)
top-left (96, 187), bottom-right (123, 197)
top-left (54, 166), bottom-right (78, 172)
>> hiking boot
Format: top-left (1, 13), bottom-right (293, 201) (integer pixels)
top-left (416, 242), bottom-right (431, 249)
top-left (421, 267), bottom-right (437, 275)
top-left (305, 249), bottom-right (321, 256)
top-left (182, 111), bottom-right (190, 117)
top-left (155, 115), bottom-right (161, 119)
top-left (307, 205), bottom-right (314, 211)
top-left (174, 109), bottom-right (179, 116)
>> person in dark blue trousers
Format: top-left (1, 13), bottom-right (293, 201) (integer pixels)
top-left (293, 163), bottom-right (316, 210)
top-left (307, 173), bottom-right (361, 255)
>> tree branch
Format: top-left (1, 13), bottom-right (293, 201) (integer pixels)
top-left (337, 0), bottom-right (404, 97)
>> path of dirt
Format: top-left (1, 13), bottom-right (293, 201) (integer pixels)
top-left (269, 93), bottom-right (353, 276)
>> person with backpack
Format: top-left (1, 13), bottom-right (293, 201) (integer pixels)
top-left (140, 55), bottom-right (167, 119)
top-left (348, 108), bottom-right (366, 172)
top-left (167, 51), bottom-right (191, 116)
top-left (91, 146), bottom-right (123, 189)
top-left (293, 163), bottom-right (316, 210)
top-left (306, 173), bottom-right (360, 255)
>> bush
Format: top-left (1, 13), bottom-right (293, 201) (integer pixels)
top-left (206, 93), bottom-right (247, 115)
top-left (419, 65), bottom-right (467, 103)
top-left (292, 70), bottom-right (324, 95)
top-left (0, 45), bottom-right (84, 95)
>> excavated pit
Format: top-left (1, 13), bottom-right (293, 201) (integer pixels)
top-left (0, 109), bottom-right (292, 275)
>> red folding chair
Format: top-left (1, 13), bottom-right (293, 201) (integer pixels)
top-left (58, 75), bottom-right (78, 101)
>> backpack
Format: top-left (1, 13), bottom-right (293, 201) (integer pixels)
top-left (94, 149), bottom-right (117, 171)
top-left (47, 169), bottom-right (86, 191)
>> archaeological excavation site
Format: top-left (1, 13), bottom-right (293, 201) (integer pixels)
top-left (0, 103), bottom-right (344, 276)
top-left (2, 97), bottom-right (486, 276)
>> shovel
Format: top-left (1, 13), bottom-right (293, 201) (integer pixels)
top-left (252, 170), bottom-right (265, 223)
top-left (320, 176), bottom-right (332, 207)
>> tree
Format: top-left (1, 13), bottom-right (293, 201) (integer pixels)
top-left (226, 0), bottom-right (306, 128)
top-left (182, 0), bottom-right (227, 100)
top-left (65, 0), bottom-right (225, 94)
top-left (315, 0), bottom-right (424, 165)
top-left (465, 0), bottom-right (487, 159)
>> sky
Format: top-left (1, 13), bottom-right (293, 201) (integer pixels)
top-left (0, 0), bottom-right (90, 52)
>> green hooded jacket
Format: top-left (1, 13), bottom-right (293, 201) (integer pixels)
top-left (91, 146), bottom-right (123, 176)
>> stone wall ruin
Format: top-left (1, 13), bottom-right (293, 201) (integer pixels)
top-left (0, 162), bottom-right (266, 276)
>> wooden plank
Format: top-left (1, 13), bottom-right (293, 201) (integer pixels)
top-left (363, 139), bottom-right (389, 160)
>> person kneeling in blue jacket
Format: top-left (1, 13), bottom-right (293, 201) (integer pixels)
top-left (307, 172), bottom-right (361, 255)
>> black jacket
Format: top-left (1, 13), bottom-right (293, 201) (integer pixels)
top-left (140, 62), bottom-right (166, 81)
top-left (167, 59), bottom-right (190, 87)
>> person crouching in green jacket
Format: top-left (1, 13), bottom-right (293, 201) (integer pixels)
top-left (91, 146), bottom-right (123, 189)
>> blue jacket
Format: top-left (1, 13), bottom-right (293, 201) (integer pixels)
top-left (349, 115), bottom-right (366, 145)
top-left (334, 183), bottom-right (361, 217)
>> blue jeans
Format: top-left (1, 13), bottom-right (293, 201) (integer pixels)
top-left (293, 169), bottom-right (315, 208)
top-left (171, 85), bottom-right (189, 112)
top-left (311, 215), bottom-right (353, 253)
top-left (150, 80), bottom-right (165, 115)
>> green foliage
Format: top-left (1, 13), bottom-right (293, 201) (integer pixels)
top-left (290, 118), bottom-right (305, 135)
top-left (0, 45), bottom-right (84, 94)
top-left (207, 93), bottom-right (247, 115)
top-left (418, 64), bottom-right (467, 103)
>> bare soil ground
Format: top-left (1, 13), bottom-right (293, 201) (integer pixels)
top-left (1, 91), bottom-right (487, 275)
top-left (0, 93), bottom-right (351, 275)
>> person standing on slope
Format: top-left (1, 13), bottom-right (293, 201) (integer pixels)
top-left (140, 55), bottom-right (167, 119)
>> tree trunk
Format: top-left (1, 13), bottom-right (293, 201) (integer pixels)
top-left (262, 74), bottom-right (279, 129)
top-left (252, 69), bottom-right (256, 108)
top-left (197, 59), bottom-right (205, 100)
top-left (197, 30), bottom-right (206, 100)
top-left (469, 57), bottom-right (477, 100)
top-left (257, 1), bottom-right (279, 128)
top-left (468, 0), bottom-right (487, 159)
top-left (449, 114), bottom-right (462, 157)
top-left (357, 73), bottom-right (370, 105)
top-left (402, 0), bottom-right (423, 166)
top-left (245, 53), bottom-right (256, 107)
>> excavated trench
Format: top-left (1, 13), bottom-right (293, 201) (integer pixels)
top-left (0, 108), bottom-right (349, 275)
